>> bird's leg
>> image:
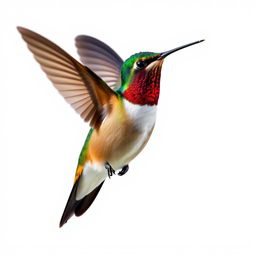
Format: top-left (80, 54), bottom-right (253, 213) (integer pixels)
top-left (105, 162), bottom-right (116, 178)
top-left (118, 165), bottom-right (129, 176)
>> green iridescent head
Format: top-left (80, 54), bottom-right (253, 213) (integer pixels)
top-left (119, 52), bottom-right (160, 93)
top-left (118, 40), bottom-right (205, 105)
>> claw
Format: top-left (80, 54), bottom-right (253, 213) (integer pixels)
top-left (118, 165), bottom-right (129, 176)
top-left (105, 162), bottom-right (116, 178)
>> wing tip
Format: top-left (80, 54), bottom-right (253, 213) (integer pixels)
top-left (75, 35), bottom-right (86, 41)
top-left (17, 26), bottom-right (22, 32)
top-left (17, 26), bottom-right (32, 36)
top-left (75, 34), bottom-right (97, 42)
top-left (17, 26), bottom-right (24, 32)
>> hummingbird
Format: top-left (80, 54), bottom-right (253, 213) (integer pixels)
top-left (17, 27), bottom-right (204, 227)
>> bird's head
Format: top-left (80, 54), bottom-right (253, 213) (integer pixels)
top-left (118, 40), bottom-right (204, 106)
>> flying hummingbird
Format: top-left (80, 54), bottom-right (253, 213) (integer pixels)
top-left (17, 27), bottom-right (204, 227)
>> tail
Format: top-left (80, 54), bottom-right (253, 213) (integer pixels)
top-left (59, 172), bottom-right (105, 228)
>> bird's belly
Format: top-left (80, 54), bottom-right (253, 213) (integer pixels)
top-left (109, 127), bottom-right (154, 169)
top-left (87, 100), bottom-right (157, 169)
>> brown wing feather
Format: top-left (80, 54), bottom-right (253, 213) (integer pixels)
top-left (17, 27), bottom-right (116, 129)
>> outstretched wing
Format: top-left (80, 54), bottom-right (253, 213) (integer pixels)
top-left (17, 27), bottom-right (116, 129)
top-left (75, 35), bottom-right (123, 91)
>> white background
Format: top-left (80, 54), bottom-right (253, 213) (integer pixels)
top-left (1, 0), bottom-right (256, 255)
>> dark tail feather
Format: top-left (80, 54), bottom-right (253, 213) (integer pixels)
top-left (59, 179), bottom-right (105, 228)
top-left (59, 179), bottom-right (79, 228)
top-left (75, 181), bottom-right (104, 216)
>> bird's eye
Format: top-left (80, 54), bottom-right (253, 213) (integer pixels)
top-left (136, 60), bottom-right (146, 70)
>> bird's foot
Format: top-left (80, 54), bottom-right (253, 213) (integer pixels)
top-left (105, 162), bottom-right (116, 178)
top-left (118, 165), bottom-right (129, 176)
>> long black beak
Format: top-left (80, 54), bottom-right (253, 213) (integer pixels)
top-left (158, 40), bottom-right (205, 60)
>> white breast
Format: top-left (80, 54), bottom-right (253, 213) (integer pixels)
top-left (123, 99), bottom-right (157, 132)
top-left (113, 99), bottom-right (157, 166)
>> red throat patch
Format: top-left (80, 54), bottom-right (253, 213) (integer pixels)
top-left (123, 66), bottom-right (162, 105)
